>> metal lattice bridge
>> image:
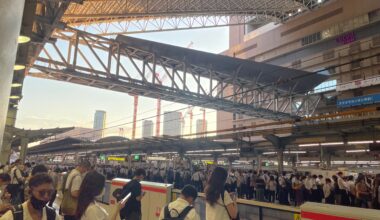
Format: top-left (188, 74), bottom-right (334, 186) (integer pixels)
top-left (19, 0), bottom-right (330, 120)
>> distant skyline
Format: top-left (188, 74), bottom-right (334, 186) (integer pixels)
top-left (16, 27), bottom-right (230, 139)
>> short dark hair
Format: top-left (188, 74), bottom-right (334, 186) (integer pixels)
top-left (134, 168), bottom-right (146, 177)
top-left (79, 160), bottom-right (91, 169)
top-left (31, 164), bottom-right (48, 176)
top-left (29, 173), bottom-right (53, 188)
top-left (14, 159), bottom-right (21, 164)
top-left (337, 171), bottom-right (343, 176)
top-left (0, 173), bottom-right (11, 182)
top-left (181, 185), bottom-right (198, 199)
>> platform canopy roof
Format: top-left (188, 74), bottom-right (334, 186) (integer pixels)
top-left (117, 35), bottom-right (328, 94)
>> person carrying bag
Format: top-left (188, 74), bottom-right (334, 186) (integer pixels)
top-left (220, 192), bottom-right (240, 220)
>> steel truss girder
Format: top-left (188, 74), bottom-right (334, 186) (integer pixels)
top-left (31, 28), bottom-right (322, 120)
top-left (62, 0), bottom-right (328, 35)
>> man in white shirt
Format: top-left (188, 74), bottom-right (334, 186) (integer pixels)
top-left (61, 160), bottom-right (91, 220)
top-left (159, 185), bottom-right (200, 220)
top-left (337, 172), bottom-right (350, 206)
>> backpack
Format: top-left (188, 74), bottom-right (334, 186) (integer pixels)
top-left (163, 205), bottom-right (193, 220)
top-left (12, 204), bottom-right (56, 220)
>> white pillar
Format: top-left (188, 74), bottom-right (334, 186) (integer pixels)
top-left (0, 0), bottom-right (25, 164)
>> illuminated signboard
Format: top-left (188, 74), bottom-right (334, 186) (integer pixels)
top-left (107, 156), bottom-right (125, 162)
top-left (133, 155), bottom-right (140, 162)
top-left (336, 32), bottom-right (356, 45)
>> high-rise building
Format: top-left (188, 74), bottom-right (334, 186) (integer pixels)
top-left (93, 110), bottom-right (106, 140)
top-left (196, 119), bottom-right (207, 138)
top-left (218, 0), bottom-right (380, 133)
top-left (142, 120), bottom-right (154, 138)
top-left (163, 111), bottom-right (182, 136)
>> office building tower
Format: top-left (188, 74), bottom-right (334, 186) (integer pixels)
top-left (196, 119), bottom-right (207, 138)
top-left (163, 111), bottom-right (182, 136)
top-left (142, 120), bottom-right (154, 138)
top-left (93, 110), bottom-right (106, 140)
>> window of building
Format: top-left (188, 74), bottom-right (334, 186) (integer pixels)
top-left (233, 113), bottom-right (236, 120)
top-left (353, 90), bottom-right (363, 97)
top-left (323, 50), bottom-right (335, 61)
top-left (349, 41), bottom-right (361, 54)
top-left (351, 73), bottom-right (362, 80)
top-left (372, 35), bottom-right (380, 47)
top-left (369, 9), bottom-right (380, 23)
top-left (351, 60), bottom-right (361, 70)
top-left (291, 59), bottom-right (302, 69)
top-left (301, 32), bottom-right (322, 46)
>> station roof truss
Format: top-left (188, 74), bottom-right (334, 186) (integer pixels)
top-left (30, 27), bottom-right (327, 120)
top-left (27, 110), bottom-right (380, 157)
top-left (7, 126), bottom-right (74, 148)
top-left (62, 0), bottom-right (329, 35)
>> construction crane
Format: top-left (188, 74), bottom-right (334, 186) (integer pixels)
top-left (132, 95), bottom-right (138, 139)
top-left (181, 106), bottom-right (194, 135)
top-left (200, 108), bottom-right (206, 136)
top-left (132, 41), bottom-right (194, 139)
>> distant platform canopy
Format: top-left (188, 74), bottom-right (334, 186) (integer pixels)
top-left (116, 35), bottom-right (328, 94)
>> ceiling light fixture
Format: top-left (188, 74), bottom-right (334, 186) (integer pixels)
top-left (9, 95), bottom-right (21, 99)
top-left (320, 142), bottom-right (344, 146)
top-left (18, 35), bottom-right (30, 44)
top-left (14, 64), bottom-right (25, 71)
top-left (347, 140), bottom-right (374, 144)
top-left (11, 83), bottom-right (22, 88)
top-left (299, 143), bottom-right (320, 147)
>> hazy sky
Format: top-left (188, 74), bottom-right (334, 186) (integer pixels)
top-left (16, 27), bottom-right (230, 138)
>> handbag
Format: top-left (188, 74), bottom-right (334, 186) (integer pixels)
top-left (221, 191), bottom-right (240, 220)
top-left (60, 173), bottom-right (79, 215)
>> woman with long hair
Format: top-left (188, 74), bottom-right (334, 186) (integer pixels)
top-left (205, 167), bottom-right (238, 220)
top-left (76, 171), bottom-right (125, 220)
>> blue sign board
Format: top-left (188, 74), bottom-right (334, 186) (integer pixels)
top-left (337, 93), bottom-right (380, 108)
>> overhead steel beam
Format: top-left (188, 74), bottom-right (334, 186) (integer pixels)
top-left (29, 28), bottom-right (327, 120)
top-left (61, 0), bottom-right (330, 35)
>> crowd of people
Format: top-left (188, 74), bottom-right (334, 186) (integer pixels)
top-left (1, 159), bottom-right (380, 220)
top-left (91, 164), bottom-right (380, 209)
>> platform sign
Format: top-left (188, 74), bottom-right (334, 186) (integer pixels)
top-left (107, 156), bottom-right (125, 161)
top-left (337, 93), bottom-right (380, 108)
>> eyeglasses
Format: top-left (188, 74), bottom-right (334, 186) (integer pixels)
top-left (35, 190), bottom-right (55, 197)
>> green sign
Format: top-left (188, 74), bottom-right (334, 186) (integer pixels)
top-left (134, 155), bottom-right (140, 161)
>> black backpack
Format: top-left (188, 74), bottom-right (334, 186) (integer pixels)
top-left (163, 205), bottom-right (193, 220)
top-left (12, 204), bottom-right (56, 220)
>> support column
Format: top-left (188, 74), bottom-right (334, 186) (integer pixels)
top-left (0, 0), bottom-right (25, 165)
top-left (326, 153), bottom-right (332, 169)
top-left (19, 137), bottom-right (29, 163)
top-left (257, 155), bottom-right (262, 171)
top-left (319, 146), bottom-right (324, 167)
top-left (277, 147), bottom-right (284, 174)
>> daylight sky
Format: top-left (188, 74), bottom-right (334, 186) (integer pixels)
top-left (16, 27), bottom-right (230, 139)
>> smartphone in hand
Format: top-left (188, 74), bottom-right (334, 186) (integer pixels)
top-left (120, 193), bottom-right (131, 204)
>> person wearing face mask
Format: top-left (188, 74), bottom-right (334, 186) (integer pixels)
top-left (0, 174), bottom-right (12, 215)
top-left (76, 171), bottom-right (126, 220)
top-left (0, 173), bottom-right (58, 220)
top-left (118, 168), bottom-right (146, 220)
top-left (159, 185), bottom-right (200, 220)
top-left (60, 160), bottom-right (91, 220)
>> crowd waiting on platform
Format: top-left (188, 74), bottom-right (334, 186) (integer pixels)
top-left (0, 160), bottom-right (380, 220)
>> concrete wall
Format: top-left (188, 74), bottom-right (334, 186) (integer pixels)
top-left (0, 0), bottom-right (25, 164)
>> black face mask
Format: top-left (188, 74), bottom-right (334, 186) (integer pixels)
top-left (30, 196), bottom-right (48, 210)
